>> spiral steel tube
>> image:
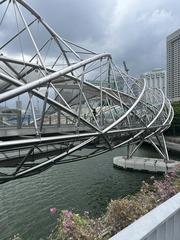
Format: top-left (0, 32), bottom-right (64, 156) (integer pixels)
top-left (0, 0), bottom-right (173, 183)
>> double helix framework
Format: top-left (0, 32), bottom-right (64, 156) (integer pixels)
top-left (0, 0), bottom-right (173, 184)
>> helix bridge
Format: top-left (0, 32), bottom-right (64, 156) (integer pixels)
top-left (0, 0), bottom-right (174, 184)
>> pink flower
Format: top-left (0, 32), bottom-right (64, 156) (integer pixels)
top-left (50, 208), bottom-right (56, 213)
top-left (98, 218), bottom-right (101, 221)
top-left (68, 212), bottom-right (73, 218)
top-left (66, 228), bottom-right (72, 233)
top-left (62, 210), bottom-right (68, 214)
top-left (150, 176), bottom-right (155, 180)
top-left (66, 222), bottom-right (72, 227)
top-left (84, 211), bottom-right (89, 218)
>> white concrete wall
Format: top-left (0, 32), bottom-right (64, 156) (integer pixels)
top-left (109, 192), bottom-right (180, 240)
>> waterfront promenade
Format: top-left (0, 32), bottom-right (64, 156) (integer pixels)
top-left (145, 136), bottom-right (180, 153)
top-left (165, 136), bottom-right (180, 152)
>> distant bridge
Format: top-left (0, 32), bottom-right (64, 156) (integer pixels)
top-left (0, 0), bottom-right (173, 184)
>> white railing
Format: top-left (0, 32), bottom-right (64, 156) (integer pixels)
top-left (109, 192), bottom-right (180, 240)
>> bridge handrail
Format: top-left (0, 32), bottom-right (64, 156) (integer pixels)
top-left (109, 192), bottom-right (180, 240)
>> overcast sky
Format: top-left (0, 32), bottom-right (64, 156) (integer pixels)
top-left (0, 0), bottom-right (180, 78)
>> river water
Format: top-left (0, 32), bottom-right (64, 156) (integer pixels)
top-left (0, 144), bottom-right (180, 240)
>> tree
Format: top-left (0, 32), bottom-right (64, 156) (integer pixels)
top-left (2, 109), bottom-right (13, 113)
top-left (165, 101), bottom-right (180, 136)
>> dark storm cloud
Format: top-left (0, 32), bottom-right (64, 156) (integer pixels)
top-left (24, 0), bottom-right (116, 47)
top-left (0, 0), bottom-right (180, 77)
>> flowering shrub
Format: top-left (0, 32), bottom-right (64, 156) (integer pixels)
top-left (101, 194), bottom-right (157, 235)
top-left (47, 209), bottom-right (107, 240)
top-left (141, 163), bottom-right (180, 204)
top-left (102, 163), bottom-right (180, 236)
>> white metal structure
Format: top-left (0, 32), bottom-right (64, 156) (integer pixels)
top-left (0, 0), bottom-right (174, 183)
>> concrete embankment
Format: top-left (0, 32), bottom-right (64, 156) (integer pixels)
top-left (145, 136), bottom-right (180, 152)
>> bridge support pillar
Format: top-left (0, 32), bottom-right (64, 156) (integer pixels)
top-left (0, 114), bottom-right (2, 127)
top-left (17, 110), bottom-right (21, 129)
top-left (127, 144), bottom-right (130, 159)
top-left (28, 115), bottom-right (30, 125)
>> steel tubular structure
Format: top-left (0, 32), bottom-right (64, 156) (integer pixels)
top-left (0, 0), bottom-right (173, 184)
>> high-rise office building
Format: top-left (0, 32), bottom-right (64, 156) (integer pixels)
top-left (167, 29), bottom-right (180, 102)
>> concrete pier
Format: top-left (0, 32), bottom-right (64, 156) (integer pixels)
top-left (113, 156), bottom-right (179, 173)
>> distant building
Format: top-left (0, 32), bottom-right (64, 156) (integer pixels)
top-left (116, 76), bottom-right (124, 91)
top-left (16, 100), bottom-right (22, 110)
top-left (166, 29), bottom-right (180, 102)
top-left (86, 76), bottom-right (124, 91)
top-left (139, 68), bottom-right (167, 96)
top-left (86, 77), bottom-right (139, 97)
top-left (86, 79), bottom-right (109, 88)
